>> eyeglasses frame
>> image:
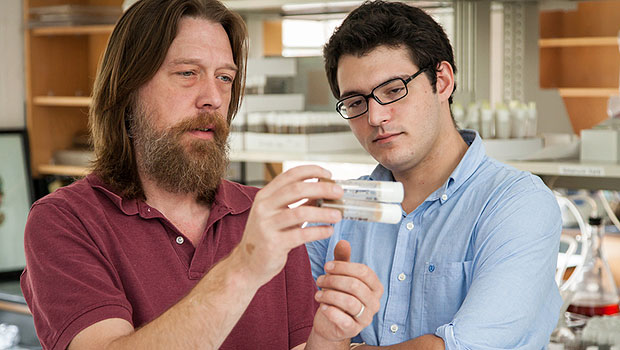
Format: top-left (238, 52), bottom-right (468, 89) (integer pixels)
top-left (335, 67), bottom-right (429, 120)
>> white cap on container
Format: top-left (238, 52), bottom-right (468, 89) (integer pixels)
top-left (378, 203), bottom-right (403, 224)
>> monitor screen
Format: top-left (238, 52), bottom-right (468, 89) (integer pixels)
top-left (0, 130), bottom-right (33, 273)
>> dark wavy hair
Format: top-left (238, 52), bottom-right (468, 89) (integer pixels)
top-left (90, 0), bottom-right (248, 199)
top-left (324, 0), bottom-right (456, 104)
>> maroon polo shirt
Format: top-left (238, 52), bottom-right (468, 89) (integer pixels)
top-left (21, 174), bottom-right (318, 350)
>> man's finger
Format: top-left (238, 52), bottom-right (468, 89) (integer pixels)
top-left (334, 240), bottom-right (351, 262)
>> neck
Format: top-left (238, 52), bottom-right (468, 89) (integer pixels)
top-left (141, 174), bottom-right (213, 246)
top-left (394, 111), bottom-right (468, 213)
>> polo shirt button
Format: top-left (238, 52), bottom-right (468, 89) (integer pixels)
top-left (406, 222), bottom-right (414, 230)
top-left (147, 208), bottom-right (151, 212)
top-left (176, 236), bottom-right (184, 245)
top-left (441, 194), bottom-right (448, 201)
top-left (428, 264), bottom-right (435, 272)
top-left (390, 324), bottom-right (398, 333)
top-left (398, 273), bottom-right (406, 281)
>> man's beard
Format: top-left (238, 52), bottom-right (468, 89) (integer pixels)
top-left (131, 105), bottom-right (230, 205)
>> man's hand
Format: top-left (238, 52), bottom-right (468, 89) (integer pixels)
top-left (234, 165), bottom-right (344, 286)
top-left (311, 240), bottom-right (383, 342)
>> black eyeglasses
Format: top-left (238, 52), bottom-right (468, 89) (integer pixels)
top-left (336, 67), bottom-right (428, 120)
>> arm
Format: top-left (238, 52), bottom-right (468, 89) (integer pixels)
top-left (355, 335), bottom-right (444, 350)
top-left (69, 165), bottom-right (351, 350)
top-left (434, 185), bottom-right (562, 349)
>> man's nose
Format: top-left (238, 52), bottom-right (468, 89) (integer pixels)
top-left (366, 97), bottom-right (391, 126)
top-left (195, 77), bottom-right (223, 111)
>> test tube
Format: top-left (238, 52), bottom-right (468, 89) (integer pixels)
top-left (321, 178), bottom-right (404, 203)
top-left (318, 199), bottom-right (402, 224)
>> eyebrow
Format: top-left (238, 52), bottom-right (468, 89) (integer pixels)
top-left (169, 58), bottom-right (238, 72)
top-left (339, 74), bottom-right (411, 99)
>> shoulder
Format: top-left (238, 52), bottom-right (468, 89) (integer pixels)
top-left (31, 176), bottom-right (99, 213)
top-left (220, 179), bottom-right (260, 199)
top-left (476, 157), bottom-right (553, 199)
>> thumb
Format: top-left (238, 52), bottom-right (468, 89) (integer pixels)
top-left (333, 240), bottom-right (351, 262)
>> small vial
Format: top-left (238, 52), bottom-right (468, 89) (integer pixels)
top-left (319, 199), bottom-right (402, 224)
top-left (321, 178), bottom-right (404, 203)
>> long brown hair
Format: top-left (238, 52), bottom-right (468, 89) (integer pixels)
top-left (90, 0), bottom-right (247, 199)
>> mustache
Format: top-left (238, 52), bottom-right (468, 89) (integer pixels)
top-left (168, 112), bottom-right (228, 134)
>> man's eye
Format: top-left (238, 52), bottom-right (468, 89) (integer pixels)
top-left (178, 71), bottom-right (195, 77)
top-left (346, 100), bottom-right (362, 108)
top-left (218, 75), bottom-right (233, 83)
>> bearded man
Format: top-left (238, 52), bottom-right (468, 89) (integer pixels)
top-left (20, 1), bottom-right (383, 349)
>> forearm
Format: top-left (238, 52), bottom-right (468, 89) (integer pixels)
top-left (107, 246), bottom-right (262, 350)
top-left (305, 328), bottom-right (350, 350)
top-left (356, 334), bottom-right (444, 350)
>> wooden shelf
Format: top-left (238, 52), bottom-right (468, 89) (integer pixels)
top-left (30, 24), bottom-right (114, 36)
top-left (33, 96), bottom-right (91, 107)
top-left (38, 164), bottom-right (90, 177)
top-left (558, 88), bottom-right (620, 98)
top-left (539, 36), bottom-right (619, 47)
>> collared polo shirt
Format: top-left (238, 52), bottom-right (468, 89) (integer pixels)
top-left (21, 174), bottom-right (317, 350)
top-left (307, 130), bottom-right (563, 349)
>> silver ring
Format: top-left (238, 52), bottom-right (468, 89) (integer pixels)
top-left (354, 304), bottom-right (365, 319)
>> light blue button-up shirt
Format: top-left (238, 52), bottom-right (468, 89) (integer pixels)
top-left (306, 130), bottom-right (563, 350)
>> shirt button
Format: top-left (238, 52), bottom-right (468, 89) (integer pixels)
top-left (390, 324), bottom-right (398, 333)
top-left (176, 236), bottom-right (184, 245)
top-left (406, 222), bottom-right (414, 230)
top-left (429, 264), bottom-right (435, 272)
top-left (398, 273), bottom-right (406, 281)
top-left (147, 208), bottom-right (151, 212)
top-left (441, 194), bottom-right (448, 201)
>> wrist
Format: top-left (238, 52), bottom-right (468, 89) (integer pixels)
top-left (306, 328), bottom-right (350, 350)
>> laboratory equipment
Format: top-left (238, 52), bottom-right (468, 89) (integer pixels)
top-left (566, 216), bottom-right (620, 318)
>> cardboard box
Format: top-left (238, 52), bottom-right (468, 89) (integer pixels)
top-left (244, 132), bottom-right (362, 153)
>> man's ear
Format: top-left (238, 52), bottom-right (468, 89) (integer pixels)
top-left (435, 61), bottom-right (454, 103)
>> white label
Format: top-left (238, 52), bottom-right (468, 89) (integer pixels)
top-left (558, 166), bottom-right (605, 177)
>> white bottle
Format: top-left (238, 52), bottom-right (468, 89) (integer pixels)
top-left (526, 101), bottom-right (538, 138)
top-left (480, 102), bottom-right (495, 139)
top-left (318, 199), bottom-right (402, 224)
top-left (327, 179), bottom-right (404, 203)
top-left (495, 103), bottom-right (511, 139)
top-left (510, 102), bottom-right (527, 139)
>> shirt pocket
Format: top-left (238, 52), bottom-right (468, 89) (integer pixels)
top-left (421, 261), bottom-right (473, 334)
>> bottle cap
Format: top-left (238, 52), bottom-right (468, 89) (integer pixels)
top-left (379, 203), bottom-right (403, 224)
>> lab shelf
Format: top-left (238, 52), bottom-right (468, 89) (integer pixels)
top-left (506, 160), bottom-right (620, 178)
top-left (229, 149), bottom-right (376, 164)
top-left (30, 24), bottom-right (114, 36)
top-left (33, 96), bottom-right (91, 107)
top-left (38, 164), bottom-right (91, 177)
top-left (538, 36), bottom-right (619, 48)
top-left (557, 88), bottom-right (620, 98)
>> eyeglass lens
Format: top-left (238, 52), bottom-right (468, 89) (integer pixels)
top-left (338, 78), bottom-right (407, 119)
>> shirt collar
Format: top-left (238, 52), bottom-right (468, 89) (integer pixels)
top-left (86, 174), bottom-right (253, 217)
top-left (368, 129), bottom-right (486, 203)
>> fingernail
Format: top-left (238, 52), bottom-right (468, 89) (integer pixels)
top-left (317, 275), bottom-right (324, 283)
top-left (325, 262), bottom-right (334, 271)
top-left (321, 304), bottom-right (328, 311)
top-left (315, 291), bottom-right (323, 299)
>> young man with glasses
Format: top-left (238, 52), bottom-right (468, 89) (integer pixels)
top-left (306, 1), bottom-right (563, 349)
